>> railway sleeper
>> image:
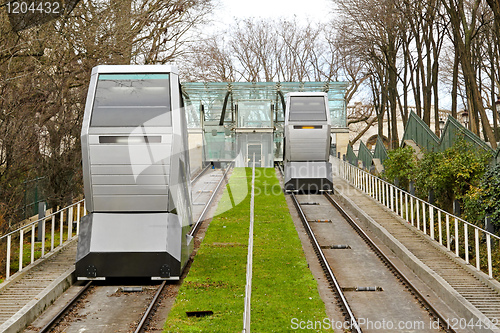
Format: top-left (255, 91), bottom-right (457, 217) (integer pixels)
top-left (342, 286), bottom-right (384, 292)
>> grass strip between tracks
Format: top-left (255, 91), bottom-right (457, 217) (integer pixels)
top-left (164, 167), bottom-right (326, 332)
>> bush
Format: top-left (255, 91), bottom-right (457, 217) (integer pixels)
top-left (463, 164), bottom-right (500, 228)
top-left (480, 164), bottom-right (500, 227)
top-left (414, 138), bottom-right (491, 213)
top-left (461, 185), bottom-right (486, 226)
top-left (383, 146), bottom-right (417, 190)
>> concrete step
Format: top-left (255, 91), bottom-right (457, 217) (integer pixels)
top-left (0, 241), bottom-right (76, 331)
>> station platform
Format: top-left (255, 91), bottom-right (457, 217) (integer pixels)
top-left (333, 174), bottom-right (500, 332)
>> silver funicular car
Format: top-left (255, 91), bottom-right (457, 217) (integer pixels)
top-left (284, 92), bottom-right (333, 192)
top-left (76, 65), bottom-right (193, 280)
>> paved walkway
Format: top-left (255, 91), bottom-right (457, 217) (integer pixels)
top-left (0, 241), bottom-right (76, 333)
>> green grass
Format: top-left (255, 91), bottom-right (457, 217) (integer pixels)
top-left (251, 168), bottom-right (325, 331)
top-left (164, 168), bottom-right (327, 332)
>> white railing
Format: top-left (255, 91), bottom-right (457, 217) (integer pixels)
top-left (1, 199), bottom-right (86, 281)
top-left (338, 158), bottom-right (499, 279)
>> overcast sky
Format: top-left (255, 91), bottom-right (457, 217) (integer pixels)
top-left (213, 0), bottom-right (334, 26)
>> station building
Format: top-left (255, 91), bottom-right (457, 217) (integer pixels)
top-left (182, 82), bottom-right (349, 170)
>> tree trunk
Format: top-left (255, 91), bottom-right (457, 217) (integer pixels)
top-left (444, 0), bottom-right (498, 149)
top-left (350, 117), bottom-right (378, 146)
top-left (461, 50), bottom-right (497, 148)
top-left (111, 0), bottom-right (132, 64)
top-left (432, 37), bottom-right (440, 137)
top-left (451, 49), bottom-right (459, 119)
top-left (370, 75), bottom-right (386, 138)
top-left (423, 37), bottom-right (432, 126)
top-left (486, 0), bottom-right (500, 38)
top-left (401, 31), bottom-right (410, 127)
top-left (490, 40), bottom-right (499, 141)
top-left (387, 39), bottom-right (399, 149)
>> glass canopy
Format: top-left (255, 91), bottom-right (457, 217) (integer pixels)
top-left (182, 82), bottom-right (348, 128)
top-left (181, 82), bottom-right (348, 165)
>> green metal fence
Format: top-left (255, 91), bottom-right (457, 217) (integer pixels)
top-left (439, 116), bottom-right (493, 153)
top-left (401, 111), bottom-right (439, 152)
top-left (357, 141), bottom-right (373, 169)
top-left (346, 135), bottom-right (388, 171)
top-left (350, 111), bottom-right (498, 171)
top-left (373, 136), bottom-right (389, 165)
top-left (346, 144), bottom-right (358, 165)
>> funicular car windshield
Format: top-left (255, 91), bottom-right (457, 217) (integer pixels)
top-left (91, 73), bottom-right (171, 127)
top-left (288, 96), bottom-right (327, 121)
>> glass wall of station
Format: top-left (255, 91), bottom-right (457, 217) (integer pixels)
top-left (182, 82), bottom-right (348, 166)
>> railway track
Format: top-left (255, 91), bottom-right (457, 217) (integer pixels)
top-left (334, 173), bottom-right (500, 332)
top-left (290, 192), bottom-right (361, 333)
top-left (34, 281), bottom-right (169, 333)
top-left (29, 166), bottom-right (230, 333)
top-left (189, 163), bottom-right (233, 237)
top-left (290, 191), bottom-right (457, 333)
top-left (38, 281), bottom-right (92, 333)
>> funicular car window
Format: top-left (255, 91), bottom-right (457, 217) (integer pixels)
top-left (91, 73), bottom-right (171, 127)
top-left (289, 96), bottom-right (327, 121)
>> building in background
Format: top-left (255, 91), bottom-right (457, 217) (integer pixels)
top-left (348, 104), bottom-right (453, 154)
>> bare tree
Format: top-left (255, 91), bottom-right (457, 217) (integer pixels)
top-left (181, 18), bottom-right (332, 83)
top-left (324, 22), bottom-right (371, 105)
top-left (486, 0), bottom-right (500, 37)
top-left (230, 19), bottom-right (278, 81)
top-left (333, 0), bottom-right (403, 148)
top-left (442, 0), bottom-right (497, 148)
top-left (180, 34), bottom-right (236, 82)
top-left (0, 0), bottom-right (216, 226)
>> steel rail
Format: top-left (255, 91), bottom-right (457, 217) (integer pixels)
top-left (36, 164), bottom-right (227, 332)
top-left (290, 193), bottom-right (362, 333)
top-left (242, 157), bottom-right (256, 333)
top-left (277, 163), bottom-right (285, 179)
top-left (188, 162), bottom-right (233, 237)
top-left (38, 281), bottom-right (93, 333)
top-left (135, 163), bottom-right (232, 331)
top-left (323, 192), bottom-right (456, 333)
top-left (190, 163), bottom-right (212, 185)
top-left (134, 281), bottom-right (167, 333)
top-left (36, 165), bottom-right (225, 332)
top-left (136, 162), bottom-right (232, 332)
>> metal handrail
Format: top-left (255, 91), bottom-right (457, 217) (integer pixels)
top-left (242, 156), bottom-right (256, 333)
top-left (343, 162), bottom-right (499, 238)
top-left (189, 161), bottom-right (234, 237)
top-left (0, 199), bottom-right (85, 241)
top-left (337, 157), bottom-right (499, 279)
top-left (2, 199), bottom-right (86, 280)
